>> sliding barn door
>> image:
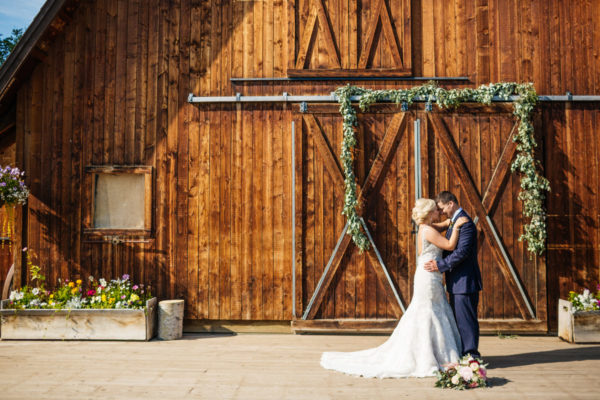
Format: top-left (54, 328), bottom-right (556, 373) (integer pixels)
top-left (423, 109), bottom-right (547, 333)
top-left (292, 105), bottom-right (416, 332)
top-left (292, 104), bottom-right (547, 333)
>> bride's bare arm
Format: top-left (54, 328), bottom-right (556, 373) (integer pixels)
top-left (431, 219), bottom-right (451, 232)
top-left (422, 217), bottom-right (468, 251)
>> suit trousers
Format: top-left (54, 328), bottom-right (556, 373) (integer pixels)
top-left (449, 292), bottom-right (480, 358)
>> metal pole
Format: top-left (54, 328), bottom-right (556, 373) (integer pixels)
top-left (291, 120), bottom-right (296, 318)
top-left (414, 118), bottom-right (421, 267)
top-left (188, 92), bottom-right (600, 104)
top-left (414, 118), bottom-right (422, 200)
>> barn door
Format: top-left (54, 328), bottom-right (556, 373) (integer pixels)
top-left (292, 105), bottom-right (417, 332)
top-left (291, 104), bottom-right (548, 333)
top-left (423, 109), bottom-right (548, 333)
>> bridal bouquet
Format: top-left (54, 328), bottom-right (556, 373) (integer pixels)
top-left (568, 285), bottom-right (600, 312)
top-left (435, 354), bottom-right (487, 390)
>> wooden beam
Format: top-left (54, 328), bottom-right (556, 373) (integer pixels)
top-left (481, 121), bottom-right (519, 213)
top-left (291, 318), bottom-right (548, 334)
top-left (303, 114), bottom-right (345, 189)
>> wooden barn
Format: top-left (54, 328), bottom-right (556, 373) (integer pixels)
top-left (0, 0), bottom-right (598, 334)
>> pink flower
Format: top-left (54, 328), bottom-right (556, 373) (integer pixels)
top-left (121, 295), bottom-right (126, 299)
top-left (459, 366), bottom-right (474, 381)
top-left (22, 247), bottom-right (28, 252)
top-left (87, 289), bottom-right (96, 296)
top-left (479, 367), bottom-right (487, 379)
top-left (133, 285), bottom-right (139, 290)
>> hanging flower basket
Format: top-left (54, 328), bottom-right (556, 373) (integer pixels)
top-left (0, 165), bottom-right (29, 241)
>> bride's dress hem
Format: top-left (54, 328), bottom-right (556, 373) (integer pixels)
top-left (319, 236), bottom-right (463, 379)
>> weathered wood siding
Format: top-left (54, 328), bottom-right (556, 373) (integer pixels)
top-left (9, 0), bottom-right (600, 328)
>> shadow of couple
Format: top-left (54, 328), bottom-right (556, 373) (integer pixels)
top-left (483, 345), bottom-right (600, 387)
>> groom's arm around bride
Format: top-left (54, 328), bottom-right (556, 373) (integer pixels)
top-left (423, 191), bottom-right (482, 358)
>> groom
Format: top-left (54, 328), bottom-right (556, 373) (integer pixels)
top-left (424, 191), bottom-right (482, 358)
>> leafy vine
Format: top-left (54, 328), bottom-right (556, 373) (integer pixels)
top-left (334, 82), bottom-right (550, 255)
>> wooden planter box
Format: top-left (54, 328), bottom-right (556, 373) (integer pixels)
top-left (0, 297), bottom-right (157, 341)
top-left (558, 299), bottom-right (600, 343)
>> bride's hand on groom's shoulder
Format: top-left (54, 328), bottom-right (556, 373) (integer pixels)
top-left (455, 216), bottom-right (469, 228)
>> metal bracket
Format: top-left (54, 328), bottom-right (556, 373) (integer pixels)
top-left (566, 91), bottom-right (572, 101)
top-left (235, 92), bottom-right (242, 101)
top-left (299, 101), bottom-right (308, 113)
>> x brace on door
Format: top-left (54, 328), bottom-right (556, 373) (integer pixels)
top-left (427, 114), bottom-right (536, 319)
top-left (298, 113), bottom-right (409, 320)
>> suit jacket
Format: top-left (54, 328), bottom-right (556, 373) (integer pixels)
top-left (437, 209), bottom-right (482, 294)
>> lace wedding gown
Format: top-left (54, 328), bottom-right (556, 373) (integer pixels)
top-left (320, 235), bottom-right (462, 378)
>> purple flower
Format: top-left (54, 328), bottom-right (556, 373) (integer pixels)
top-left (122, 274), bottom-right (130, 281)
top-left (0, 182), bottom-right (6, 187)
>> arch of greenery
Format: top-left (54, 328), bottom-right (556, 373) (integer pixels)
top-left (335, 82), bottom-right (549, 256)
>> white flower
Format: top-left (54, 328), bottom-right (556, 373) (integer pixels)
top-left (99, 278), bottom-right (107, 287)
top-left (32, 288), bottom-right (40, 295)
top-left (9, 290), bottom-right (18, 301)
top-left (451, 374), bottom-right (460, 385)
top-left (470, 363), bottom-right (479, 372)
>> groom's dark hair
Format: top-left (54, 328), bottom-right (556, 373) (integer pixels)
top-left (436, 191), bottom-right (458, 205)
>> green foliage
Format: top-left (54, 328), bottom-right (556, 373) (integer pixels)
top-left (334, 82), bottom-right (549, 255)
top-left (0, 28), bottom-right (24, 66)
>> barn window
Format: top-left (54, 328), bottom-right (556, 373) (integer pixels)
top-left (288, 0), bottom-right (412, 77)
top-left (83, 166), bottom-right (152, 238)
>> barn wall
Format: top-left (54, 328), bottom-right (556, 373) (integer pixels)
top-left (10, 0), bottom-right (600, 325)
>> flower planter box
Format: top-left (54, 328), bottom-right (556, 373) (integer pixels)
top-left (0, 297), bottom-right (157, 341)
top-left (558, 299), bottom-right (600, 343)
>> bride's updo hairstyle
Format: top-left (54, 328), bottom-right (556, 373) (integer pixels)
top-left (412, 198), bottom-right (436, 225)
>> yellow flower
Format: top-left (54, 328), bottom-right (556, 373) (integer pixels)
top-left (49, 300), bottom-right (54, 305)
top-left (130, 294), bottom-right (140, 302)
top-left (71, 288), bottom-right (78, 295)
top-left (76, 279), bottom-right (82, 285)
top-left (49, 294), bottom-right (54, 299)
top-left (101, 294), bottom-right (106, 302)
top-left (109, 297), bottom-right (115, 304)
top-left (68, 282), bottom-right (75, 288)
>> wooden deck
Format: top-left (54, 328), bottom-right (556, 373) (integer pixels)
top-left (0, 334), bottom-right (598, 399)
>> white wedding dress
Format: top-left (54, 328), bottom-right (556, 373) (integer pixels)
top-left (320, 234), bottom-right (462, 378)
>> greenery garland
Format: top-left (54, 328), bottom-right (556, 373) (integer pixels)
top-left (335, 82), bottom-right (550, 255)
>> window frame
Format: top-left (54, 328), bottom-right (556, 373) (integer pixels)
top-left (83, 165), bottom-right (153, 239)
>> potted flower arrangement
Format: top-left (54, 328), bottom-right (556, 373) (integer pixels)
top-left (435, 354), bottom-right (488, 390)
top-left (0, 253), bottom-right (157, 340)
top-left (0, 165), bottom-right (29, 240)
top-left (558, 285), bottom-right (600, 343)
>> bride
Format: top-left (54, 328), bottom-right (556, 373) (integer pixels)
top-left (320, 198), bottom-right (467, 378)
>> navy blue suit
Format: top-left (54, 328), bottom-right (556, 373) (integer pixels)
top-left (437, 209), bottom-right (482, 357)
